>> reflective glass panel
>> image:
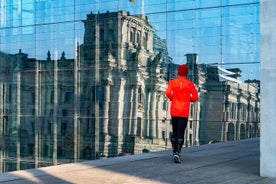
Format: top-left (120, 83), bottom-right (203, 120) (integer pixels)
top-left (0, 0), bottom-right (260, 173)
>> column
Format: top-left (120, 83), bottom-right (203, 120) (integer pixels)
top-left (74, 47), bottom-right (80, 162)
top-left (52, 52), bottom-right (58, 165)
top-left (16, 69), bottom-right (21, 171)
top-left (131, 86), bottom-right (138, 135)
top-left (260, 0), bottom-right (276, 177)
top-left (102, 79), bottom-right (111, 135)
top-left (34, 61), bottom-right (40, 168)
top-left (149, 91), bottom-right (156, 138)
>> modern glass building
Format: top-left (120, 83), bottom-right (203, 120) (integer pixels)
top-left (0, 0), bottom-right (260, 173)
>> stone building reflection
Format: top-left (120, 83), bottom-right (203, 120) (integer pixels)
top-left (186, 54), bottom-right (260, 145)
top-left (0, 11), bottom-right (260, 173)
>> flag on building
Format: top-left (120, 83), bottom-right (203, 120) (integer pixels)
top-left (129, 0), bottom-right (136, 3)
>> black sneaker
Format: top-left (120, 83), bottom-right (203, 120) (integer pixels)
top-left (173, 153), bottom-right (181, 163)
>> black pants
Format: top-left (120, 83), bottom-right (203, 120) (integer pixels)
top-left (170, 117), bottom-right (188, 153)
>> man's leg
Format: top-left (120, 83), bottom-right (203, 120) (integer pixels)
top-left (175, 118), bottom-right (188, 163)
top-left (176, 117), bottom-right (188, 153)
top-left (170, 137), bottom-right (176, 153)
top-left (176, 138), bottom-right (184, 154)
top-left (170, 117), bottom-right (178, 154)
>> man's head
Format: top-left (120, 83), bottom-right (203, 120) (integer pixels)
top-left (178, 64), bottom-right (189, 77)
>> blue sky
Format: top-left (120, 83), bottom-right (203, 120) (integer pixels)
top-left (118, 0), bottom-right (260, 80)
top-left (0, 0), bottom-right (260, 80)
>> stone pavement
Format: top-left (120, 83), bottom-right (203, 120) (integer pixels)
top-left (0, 138), bottom-right (276, 184)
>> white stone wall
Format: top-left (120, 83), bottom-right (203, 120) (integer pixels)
top-left (260, 0), bottom-right (276, 178)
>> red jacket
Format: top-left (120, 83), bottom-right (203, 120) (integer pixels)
top-left (166, 76), bottom-right (199, 117)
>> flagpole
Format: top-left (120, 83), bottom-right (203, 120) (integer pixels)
top-left (142, 0), bottom-right (144, 15)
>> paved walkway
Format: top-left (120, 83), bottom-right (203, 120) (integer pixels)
top-left (0, 138), bottom-right (275, 184)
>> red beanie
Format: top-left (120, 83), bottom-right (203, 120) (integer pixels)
top-left (178, 64), bottom-right (189, 76)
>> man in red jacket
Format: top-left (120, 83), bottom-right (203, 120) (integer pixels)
top-left (166, 64), bottom-right (199, 163)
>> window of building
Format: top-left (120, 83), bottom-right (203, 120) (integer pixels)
top-left (143, 32), bottom-right (148, 49)
top-left (189, 121), bottom-right (193, 129)
top-left (65, 92), bottom-right (73, 103)
top-left (137, 30), bottom-right (141, 44)
top-left (31, 122), bottom-right (35, 134)
top-left (130, 27), bottom-right (135, 43)
top-left (61, 122), bottom-right (67, 136)
top-left (109, 29), bottom-right (115, 42)
top-left (137, 117), bottom-right (141, 137)
top-left (162, 130), bottom-right (166, 141)
top-left (62, 109), bottom-right (68, 116)
top-left (100, 28), bottom-right (104, 42)
top-left (138, 87), bottom-right (143, 109)
top-left (190, 103), bottom-right (194, 117)
top-left (189, 134), bottom-right (193, 146)
top-left (48, 122), bottom-right (52, 134)
top-left (162, 101), bottom-right (167, 110)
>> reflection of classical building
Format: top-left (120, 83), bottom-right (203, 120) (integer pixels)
top-left (81, 11), bottom-right (169, 157)
top-left (0, 11), bottom-right (171, 172)
top-left (0, 49), bottom-right (77, 172)
top-left (0, 11), bottom-right (260, 173)
top-left (186, 54), bottom-right (260, 145)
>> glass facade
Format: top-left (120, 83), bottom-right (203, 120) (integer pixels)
top-left (0, 0), bottom-right (260, 173)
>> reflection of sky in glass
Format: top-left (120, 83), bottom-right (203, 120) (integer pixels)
top-left (0, 0), bottom-right (260, 80)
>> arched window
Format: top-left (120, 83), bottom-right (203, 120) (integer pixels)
top-left (130, 28), bottom-right (135, 43)
top-left (240, 124), bottom-right (246, 139)
top-left (227, 123), bottom-right (235, 141)
top-left (137, 30), bottom-right (141, 44)
top-left (143, 32), bottom-right (148, 49)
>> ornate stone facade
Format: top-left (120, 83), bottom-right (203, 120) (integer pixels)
top-left (191, 57), bottom-right (261, 145)
top-left (81, 11), bottom-right (169, 156)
